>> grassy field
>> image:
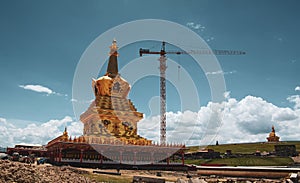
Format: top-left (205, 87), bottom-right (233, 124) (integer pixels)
top-left (185, 157), bottom-right (294, 166)
top-left (210, 157), bottom-right (294, 166)
top-left (187, 141), bottom-right (300, 154)
top-left (83, 173), bottom-right (131, 183)
top-left (184, 141), bottom-right (299, 166)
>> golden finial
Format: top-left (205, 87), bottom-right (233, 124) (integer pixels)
top-left (63, 126), bottom-right (68, 136)
top-left (272, 125), bottom-right (275, 132)
top-left (109, 38), bottom-right (118, 56)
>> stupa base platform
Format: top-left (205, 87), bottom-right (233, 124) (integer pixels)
top-left (47, 141), bottom-right (187, 170)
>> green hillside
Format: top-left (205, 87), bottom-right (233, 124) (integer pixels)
top-left (184, 157), bottom-right (294, 166)
top-left (187, 141), bottom-right (300, 154)
top-left (185, 141), bottom-right (300, 166)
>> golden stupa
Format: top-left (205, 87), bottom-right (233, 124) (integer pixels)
top-left (80, 39), bottom-right (152, 146)
top-left (267, 125), bottom-right (280, 142)
top-left (46, 40), bottom-right (185, 166)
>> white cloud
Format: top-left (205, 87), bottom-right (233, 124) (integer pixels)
top-left (225, 70), bottom-right (237, 75)
top-left (295, 86), bottom-right (300, 91)
top-left (19, 84), bottom-right (67, 97)
top-left (70, 98), bottom-right (78, 102)
top-left (206, 37), bottom-right (215, 42)
top-left (0, 117), bottom-right (8, 125)
top-left (287, 95), bottom-right (300, 109)
top-left (186, 22), bottom-right (217, 44)
top-left (139, 95), bottom-right (300, 146)
top-left (186, 22), bottom-right (205, 31)
top-left (205, 70), bottom-right (236, 76)
top-left (19, 84), bottom-right (53, 94)
top-left (67, 120), bottom-right (84, 138)
top-left (0, 116), bottom-right (83, 147)
top-left (1, 95), bottom-right (300, 148)
top-left (70, 98), bottom-right (94, 104)
top-left (272, 107), bottom-right (298, 121)
top-left (224, 91), bottom-right (231, 99)
top-left (205, 70), bottom-right (223, 75)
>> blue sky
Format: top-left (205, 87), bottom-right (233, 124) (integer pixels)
top-left (0, 0), bottom-right (300, 146)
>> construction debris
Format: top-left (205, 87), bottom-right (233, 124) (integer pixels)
top-left (0, 160), bottom-right (95, 183)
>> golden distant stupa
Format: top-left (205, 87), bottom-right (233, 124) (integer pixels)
top-left (267, 125), bottom-right (280, 142)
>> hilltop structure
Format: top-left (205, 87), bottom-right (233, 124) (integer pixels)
top-left (46, 40), bottom-right (185, 167)
top-left (267, 126), bottom-right (280, 142)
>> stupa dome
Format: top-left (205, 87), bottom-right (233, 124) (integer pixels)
top-left (92, 74), bottom-right (130, 98)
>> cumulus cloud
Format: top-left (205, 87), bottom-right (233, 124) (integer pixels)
top-left (272, 107), bottom-right (298, 121)
top-left (0, 117), bottom-right (14, 128)
top-left (224, 91), bottom-right (231, 99)
top-left (19, 84), bottom-right (66, 96)
top-left (0, 116), bottom-right (83, 147)
top-left (139, 95), bottom-right (300, 146)
top-left (1, 95), bottom-right (300, 148)
top-left (295, 86), bottom-right (300, 91)
top-left (138, 102), bottom-right (225, 146)
top-left (287, 95), bottom-right (300, 109)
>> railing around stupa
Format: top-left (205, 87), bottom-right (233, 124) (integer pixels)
top-left (56, 135), bottom-right (185, 148)
top-left (60, 158), bottom-right (183, 165)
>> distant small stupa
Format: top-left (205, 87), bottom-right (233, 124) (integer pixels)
top-left (267, 125), bottom-right (280, 142)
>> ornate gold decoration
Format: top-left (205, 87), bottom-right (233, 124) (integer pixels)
top-left (92, 75), bottom-right (130, 98)
top-left (92, 76), bottom-right (112, 96)
top-left (75, 39), bottom-right (154, 146)
top-left (49, 40), bottom-right (185, 148)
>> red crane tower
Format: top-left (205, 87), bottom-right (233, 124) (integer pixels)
top-left (139, 41), bottom-right (245, 145)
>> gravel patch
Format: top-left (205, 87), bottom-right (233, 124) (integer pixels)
top-left (0, 160), bottom-right (97, 183)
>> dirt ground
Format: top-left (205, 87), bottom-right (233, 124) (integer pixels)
top-left (292, 155), bottom-right (300, 163)
top-left (0, 160), bottom-right (194, 183)
top-left (78, 167), bottom-right (195, 182)
top-left (1, 160), bottom-right (297, 183)
top-left (0, 160), bottom-right (96, 183)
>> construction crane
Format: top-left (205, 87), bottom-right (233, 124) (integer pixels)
top-left (139, 41), bottom-right (245, 145)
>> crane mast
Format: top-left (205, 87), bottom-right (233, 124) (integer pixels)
top-left (139, 42), bottom-right (168, 145)
top-left (159, 42), bottom-right (167, 145)
top-left (139, 41), bottom-right (245, 145)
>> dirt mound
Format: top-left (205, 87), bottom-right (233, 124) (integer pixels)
top-left (0, 160), bottom-right (96, 183)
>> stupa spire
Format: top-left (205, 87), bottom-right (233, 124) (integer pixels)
top-left (272, 125), bottom-right (275, 132)
top-left (106, 39), bottom-right (119, 78)
top-left (109, 38), bottom-right (118, 56)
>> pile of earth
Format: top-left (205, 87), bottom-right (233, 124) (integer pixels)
top-left (0, 160), bottom-right (97, 183)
